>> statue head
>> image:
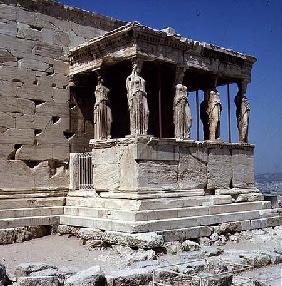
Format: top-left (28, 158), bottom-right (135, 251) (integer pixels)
top-left (209, 90), bottom-right (216, 97)
top-left (175, 84), bottom-right (187, 99)
top-left (132, 62), bottom-right (142, 75)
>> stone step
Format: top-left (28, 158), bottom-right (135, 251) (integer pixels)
top-left (63, 201), bottom-right (271, 222)
top-left (0, 197), bottom-right (65, 210)
top-left (99, 189), bottom-right (205, 199)
top-left (60, 215), bottom-right (134, 232)
top-left (0, 207), bottom-right (64, 219)
top-left (0, 216), bottom-right (59, 229)
top-left (65, 194), bottom-right (236, 211)
top-left (160, 215), bottom-right (282, 242)
top-left (0, 190), bottom-right (67, 200)
top-left (60, 208), bottom-right (279, 233)
top-left (135, 209), bottom-right (277, 233)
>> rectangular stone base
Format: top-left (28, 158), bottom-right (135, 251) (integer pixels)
top-left (90, 137), bottom-right (255, 192)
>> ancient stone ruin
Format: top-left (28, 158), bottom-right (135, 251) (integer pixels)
top-left (0, 0), bottom-right (281, 284)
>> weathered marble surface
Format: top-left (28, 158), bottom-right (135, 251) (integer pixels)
top-left (0, 1), bottom-right (123, 191)
top-left (90, 138), bottom-right (255, 192)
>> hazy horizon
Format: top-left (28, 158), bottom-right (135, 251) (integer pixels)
top-left (60, 0), bottom-right (282, 175)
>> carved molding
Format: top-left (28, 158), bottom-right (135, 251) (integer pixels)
top-left (69, 23), bottom-right (256, 82)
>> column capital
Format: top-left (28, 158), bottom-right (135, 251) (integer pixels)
top-left (210, 74), bottom-right (218, 90)
top-left (175, 65), bottom-right (186, 84)
top-left (238, 79), bottom-right (250, 95)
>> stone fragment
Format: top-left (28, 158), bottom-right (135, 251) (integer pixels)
top-left (57, 267), bottom-right (77, 284)
top-left (85, 240), bottom-right (104, 249)
top-left (214, 235), bottom-right (228, 246)
top-left (199, 237), bottom-right (211, 246)
top-left (77, 228), bottom-right (103, 241)
top-left (165, 241), bottom-right (182, 255)
top-left (264, 251), bottom-right (282, 264)
top-left (29, 268), bottom-right (58, 277)
top-left (204, 247), bottom-right (224, 257)
top-left (0, 226), bottom-right (50, 245)
top-left (17, 276), bottom-right (59, 286)
top-left (64, 266), bottom-right (105, 286)
top-left (15, 226), bottom-right (50, 243)
top-left (210, 232), bottom-right (219, 242)
top-left (106, 268), bottom-right (153, 286)
top-left (179, 260), bottom-right (206, 274)
top-left (181, 240), bottom-right (200, 251)
top-left (15, 263), bottom-right (58, 278)
top-left (239, 252), bottom-right (271, 268)
top-left (103, 231), bottom-right (164, 249)
top-left (56, 225), bottom-right (77, 236)
top-left (132, 260), bottom-right (159, 269)
top-left (229, 234), bottom-right (240, 243)
top-left (0, 228), bottom-right (16, 244)
top-left (192, 273), bottom-right (233, 286)
top-left (216, 221), bottom-right (242, 235)
top-left (127, 249), bottom-right (156, 265)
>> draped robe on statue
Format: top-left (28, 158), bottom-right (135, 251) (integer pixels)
top-left (93, 80), bottom-right (112, 140)
top-left (173, 84), bottom-right (192, 139)
top-left (126, 65), bottom-right (149, 136)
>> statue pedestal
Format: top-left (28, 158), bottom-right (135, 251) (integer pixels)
top-left (61, 137), bottom-right (278, 241)
top-left (89, 137), bottom-right (255, 192)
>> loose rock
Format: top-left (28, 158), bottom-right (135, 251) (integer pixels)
top-left (64, 266), bottom-right (105, 286)
top-left (15, 263), bottom-right (58, 279)
top-left (181, 240), bottom-right (200, 251)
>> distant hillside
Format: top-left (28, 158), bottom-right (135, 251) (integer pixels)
top-left (256, 172), bottom-right (282, 195)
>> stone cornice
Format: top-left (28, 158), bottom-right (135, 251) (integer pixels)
top-left (69, 23), bottom-right (256, 80)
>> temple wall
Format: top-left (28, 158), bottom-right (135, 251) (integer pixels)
top-left (0, 0), bottom-right (124, 191)
top-left (91, 139), bottom-right (255, 192)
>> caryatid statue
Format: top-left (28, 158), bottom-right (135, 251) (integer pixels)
top-left (207, 89), bottom-right (222, 141)
top-left (93, 76), bottom-right (112, 140)
top-left (126, 62), bottom-right (149, 136)
top-left (235, 81), bottom-right (250, 143)
top-left (173, 83), bottom-right (192, 139)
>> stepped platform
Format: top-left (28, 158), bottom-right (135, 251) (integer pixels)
top-left (61, 188), bottom-right (282, 241)
top-left (61, 137), bottom-right (282, 242)
top-left (0, 190), bottom-right (66, 230)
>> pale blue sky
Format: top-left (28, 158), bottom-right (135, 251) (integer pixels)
top-left (61, 0), bottom-right (282, 174)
